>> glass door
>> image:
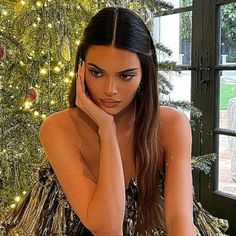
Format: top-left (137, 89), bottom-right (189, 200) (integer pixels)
top-left (154, 0), bottom-right (236, 234)
top-left (192, 0), bottom-right (236, 234)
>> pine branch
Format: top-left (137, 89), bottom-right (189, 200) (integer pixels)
top-left (144, 0), bottom-right (174, 11)
top-left (158, 73), bottom-right (174, 91)
top-left (158, 61), bottom-right (181, 72)
top-left (191, 153), bottom-right (217, 174)
top-left (155, 42), bottom-right (173, 56)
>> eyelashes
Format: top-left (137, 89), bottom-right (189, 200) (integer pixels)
top-left (88, 69), bottom-right (136, 81)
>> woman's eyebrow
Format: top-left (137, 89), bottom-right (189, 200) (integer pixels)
top-left (87, 62), bottom-right (138, 73)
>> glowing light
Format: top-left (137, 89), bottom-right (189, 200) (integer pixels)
top-left (48, 23), bottom-right (52, 28)
top-left (10, 204), bottom-right (16, 209)
top-left (41, 114), bottom-right (46, 119)
top-left (64, 78), bottom-right (70, 83)
top-left (23, 191), bottom-right (27, 195)
top-left (37, 16), bottom-right (41, 21)
top-left (24, 101), bottom-right (32, 109)
top-left (53, 66), bottom-right (60, 73)
top-left (39, 68), bottom-right (47, 76)
top-left (21, 1), bottom-right (26, 5)
top-left (34, 111), bottom-right (39, 116)
top-left (69, 71), bottom-right (75, 77)
top-left (50, 100), bottom-right (55, 105)
top-left (20, 61), bottom-right (25, 66)
top-left (2, 10), bottom-right (8, 16)
top-left (36, 2), bottom-right (42, 7)
top-left (33, 23), bottom-right (37, 27)
top-left (75, 40), bottom-right (80, 45)
top-left (14, 196), bottom-right (21, 203)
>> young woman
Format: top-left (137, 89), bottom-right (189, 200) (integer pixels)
top-left (2, 6), bottom-right (229, 236)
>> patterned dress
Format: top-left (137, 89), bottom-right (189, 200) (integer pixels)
top-left (1, 160), bottom-right (229, 236)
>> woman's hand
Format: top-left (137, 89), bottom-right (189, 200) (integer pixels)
top-left (75, 61), bottom-right (115, 128)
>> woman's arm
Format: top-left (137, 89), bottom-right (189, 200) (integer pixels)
top-left (40, 60), bottom-right (126, 235)
top-left (161, 107), bottom-right (196, 236)
top-left (39, 116), bottom-right (125, 235)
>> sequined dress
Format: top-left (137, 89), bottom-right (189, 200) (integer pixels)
top-left (1, 160), bottom-right (229, 236)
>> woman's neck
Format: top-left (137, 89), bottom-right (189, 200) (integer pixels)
top-left (114, 99), bottom-right (136, 135)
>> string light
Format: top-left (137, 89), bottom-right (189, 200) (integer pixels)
top-left (64, 78), bottom-right (70, 83)
top-left (53, 66), bottom-right (60, 73)
top-left (36, 2), bottom-right (42, 7)
top-left (39, 68), bottom-right (48, 76)
top-left (69, 71), bottom-right (75, 77)
top-left (24, 101), bottom-right (32, 109)
top-left (14, 196), bottom-right (21, 203)
top-left (34, 111), bottom-right (39, 117)
top-left (50, 100), bottom-right (55, 105)
top-left (21, 1), bottom-right (26, 5)
top-left (2, 10), bottom-right (8, 16)
top-left (10, 204), bottom-right (16, 209)
top-left (48, 23), bottom-right (52, 28)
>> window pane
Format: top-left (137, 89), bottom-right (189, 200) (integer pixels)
top-left (218, 134), bottom-right (236, 197)
top-left (168, 0), bottom-right (193, 8)
top-left (219, 70), bottom-right (236, 131)
top-left (154, 11), bottom-right (192, 65)
top-left (219, 3), bottom-right (236, 64)
top-left (160, 70), bottom-right (191, 118)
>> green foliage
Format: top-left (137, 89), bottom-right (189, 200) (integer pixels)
top-left (191, 153), bottom-right (217, 175)
top-left (220, 83), bottom-right (236, 110)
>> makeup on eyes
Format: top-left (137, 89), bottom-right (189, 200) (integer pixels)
top-left (87, 63), bottom-right (138, 81)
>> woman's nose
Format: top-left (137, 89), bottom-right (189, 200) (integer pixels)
top-left (104, 78), bottom-right (118, 96)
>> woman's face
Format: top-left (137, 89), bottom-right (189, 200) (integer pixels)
top-left (84, 45), bottom-right (142, 115)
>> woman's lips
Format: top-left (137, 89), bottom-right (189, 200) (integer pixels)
top-left (99, 99), bottom-right (121, 108)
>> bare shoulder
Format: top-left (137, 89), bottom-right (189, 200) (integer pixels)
top-left (159, 105), bottom-right (191, 151)
top-left (159, 105), bottom-right (189, 130)
top-left (160, 105), bottom-right (188, 122)
top-left (40, 107), bottom-right (79, 131)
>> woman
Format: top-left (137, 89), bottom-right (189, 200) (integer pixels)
top-left (2, 6), bottom-right (229, 236)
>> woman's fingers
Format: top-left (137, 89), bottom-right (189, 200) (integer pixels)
top-left (76, 62), bottom-right (85, 96)
top-left (79, 61), bottom-right (85, 91)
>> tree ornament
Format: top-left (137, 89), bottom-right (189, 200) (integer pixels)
top-left (0, 45), bottom-right (6, 60)
top-left (61, 35), bottom-right (71, 61)
top-left (26, 87), bottom-right (38, 102)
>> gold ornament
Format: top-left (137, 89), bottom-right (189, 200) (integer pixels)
top-left (61, 35), bottom-right (71, 61)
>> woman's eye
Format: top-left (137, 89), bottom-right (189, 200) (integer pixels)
top-left (88, 69), bottom-right (103, 78)
top-left (120, 74), bottom-right (135, 81)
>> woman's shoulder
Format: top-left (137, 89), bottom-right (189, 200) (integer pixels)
top-left (39, 107), bottom-right (83, 138)
top-left (159, 105), bottom-right (188, 129)
top-left (41, 107), bottom-right (79, 125)
top-left (159, 105), bottom-right (189, 149)
top-left (160, 105), bottom-right (185, 119)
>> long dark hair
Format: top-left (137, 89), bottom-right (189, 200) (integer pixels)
top-left (68, 6), bottom-right (165, 235)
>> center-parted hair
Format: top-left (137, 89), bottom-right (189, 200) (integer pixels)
top-left (68, 6), bottom-right (166, 235)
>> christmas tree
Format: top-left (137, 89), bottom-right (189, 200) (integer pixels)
top-left (0, 0), bottom-right (217, 231)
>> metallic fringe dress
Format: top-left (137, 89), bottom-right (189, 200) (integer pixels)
top-left (0, 160), bottom-right (229, 236)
